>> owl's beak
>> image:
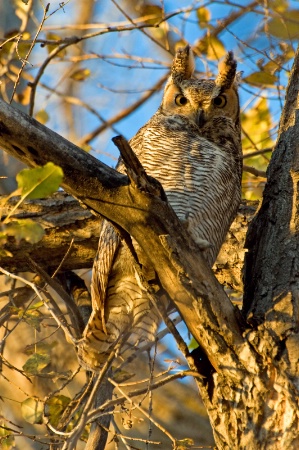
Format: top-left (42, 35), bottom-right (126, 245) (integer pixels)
top-left (196, 109), bottom-right (205, 128)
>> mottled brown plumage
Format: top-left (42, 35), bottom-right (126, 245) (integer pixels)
top-left (77, 46), bottom-right (242, 371)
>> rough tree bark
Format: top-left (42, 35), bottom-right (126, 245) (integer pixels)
top-left (0, 47), bottom-right (299, 449)
top-left (1, 192), bottom-right (256, 291)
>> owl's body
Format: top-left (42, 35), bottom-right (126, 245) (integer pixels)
top-left (77, 47), bottom-right (242, 371)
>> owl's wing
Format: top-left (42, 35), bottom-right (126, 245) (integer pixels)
top-left (90, 125), bottom-right (146, 332)
top-left (90, 219), bottom-right (121, 334)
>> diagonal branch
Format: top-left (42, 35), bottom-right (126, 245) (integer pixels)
top-left (0, 98), bottom-right (259, 379)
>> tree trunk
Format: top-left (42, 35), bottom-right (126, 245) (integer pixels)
top-left (196, 47), bottom-right (299, 449)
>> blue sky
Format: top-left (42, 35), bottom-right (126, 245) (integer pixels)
top-left (28, 0), bottom-right (298, 171)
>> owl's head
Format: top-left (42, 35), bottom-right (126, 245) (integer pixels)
top-left (161, 46), bottom-right (240, 129)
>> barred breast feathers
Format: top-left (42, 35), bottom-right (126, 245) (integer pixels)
top-left (78, 46), bottom-right (242, 370)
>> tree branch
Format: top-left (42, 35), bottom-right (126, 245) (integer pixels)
top-left (0, 99), bottom-right (259, 378)
top-left (1, 192), bottom-right (256, 292)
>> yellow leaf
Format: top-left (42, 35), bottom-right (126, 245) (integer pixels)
top-left (35, 109), bottom-right (49, 124)
top-left (243, 71), bottom-right (278, 87)
top-left (45, 395), bottom-right (71, 427)
top-left (196, 7), bottom-right (211, 29)
top-left (196, 36), bottom-right (226, 60)
top-left (242, 98), bottom-right (274, 151)
top-left (268, 0), bottom-right (289, 13)
top-left (15, 85), bottom-right (31, 105)
top-left (70, 68), bottom-right (91, 82)
top-left (139, 5), bottom-right (163, 24)
top-left (21, 398), bottom-right (43, 424)
top-left (46, 32), bottom-right (67, 58)
top-left (3, 219), bottom-right (45, 244)
top-left (23, 353), bottom-right (51, 375)
top-left (268, 10), bottom-right (299, 39)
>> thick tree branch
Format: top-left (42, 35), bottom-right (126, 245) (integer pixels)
top-left (0, 99), bottom-right (258, 378)
top-left (0, 192), bottom-right (102, 272)
top-left (0, 192), bottom-right (256, 292)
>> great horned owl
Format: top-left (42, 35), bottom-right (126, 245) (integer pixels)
top-left (77, 46), bottom-right (242, 371)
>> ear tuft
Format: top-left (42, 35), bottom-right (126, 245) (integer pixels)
top-left (171, 45), bottom-right (195, 84)
top-left (215, 51), bottom-right (237, 91)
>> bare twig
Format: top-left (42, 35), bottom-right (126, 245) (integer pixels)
top-left (27, 258), bottom-right (84, 337)
top-left (243, 165), bottom-right (267, 178)
top-left (28, 36), bottom-right (80, 115)
top-left (10, 3), bottom-right (50, 104)
top-left (243, 148), bottom-right (273, 159)
top-left (0, 267), bottom-right (75, 343)
top-left (108, 377), bottom-right (177, 447)
top-left (61, 345), bottom-right (120, 450)
top-left (0, 22), bottom-right (158, 47)
top-left (79, 73), bottom-right (169, 146)
top-left (111, 417), bottom-right (162, 447)
top-left (87, 370), bottom-right (201, 423)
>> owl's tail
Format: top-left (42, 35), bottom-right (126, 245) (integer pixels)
top-left (77, 274), bottom-right (160, 371)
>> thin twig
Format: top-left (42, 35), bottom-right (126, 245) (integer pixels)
top-left (28, 36), bottom-right (80, 115)
top-left (111, 417), bottom-right (161, 447)
top-left (111, 0), bottom-right (168, 52)
top-left (87, 370), bottom-right (200, 423)
top-left (242, 148), bottom-right (272, 159)
top-left (1, 22), bottom-right (158, 48)
top-left (28, 257), bottom-right (84, 337)
top-left (79, 73), bottom-right (169, 146)
top-left (51, 237), bottom-right (75, 277)
top-left (0, 267), bottom-right (75, 343)
top-left (10, 3), bottom-right (50, 104)
top-left (108, 377), bottom-right (177, 447)
top-left (61, 344), bottom-right (121, 450)
top-left (243, 165), bottom-right (267, 178)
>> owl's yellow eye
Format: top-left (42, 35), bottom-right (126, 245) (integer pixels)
top-left (175, 94), bottom-right (188, 106)
top-left (213, 95), bottom-right (227, 108)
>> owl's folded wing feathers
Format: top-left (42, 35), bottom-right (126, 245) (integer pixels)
top-left (90, 220), bottom-right (121, 334)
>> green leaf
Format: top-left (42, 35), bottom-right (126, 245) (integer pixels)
top-left (4, 219), bottom-right (44, 244)
top-left (24, 341), bottom-right (57, 356)
top-left (20, 309), bottom-right (44, 331)
top-left (23, 353), bottom-right (51, 375)
top-left (268, 10), bottom-right (299, 39)
top-left (21, 398), bottom-right (43, 424)
top-left (243, 71), bottom-right (278, 87)
top-left (16, 162), bottom-right (63, 200)
top-left (29, 300), bottom-right (44, 309)
top-left (0, 422), bottom-right (15, 450)
top-left (70, 68), bottom-right (91, 81)
top-left (188, 337), bottom-right (198, 351)
top-left (196, 7), bottom-right (211, 29)
top-left (45, 395), bottom-right (71, 427)
top-left (176, 438), bottom-right (194, 449)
